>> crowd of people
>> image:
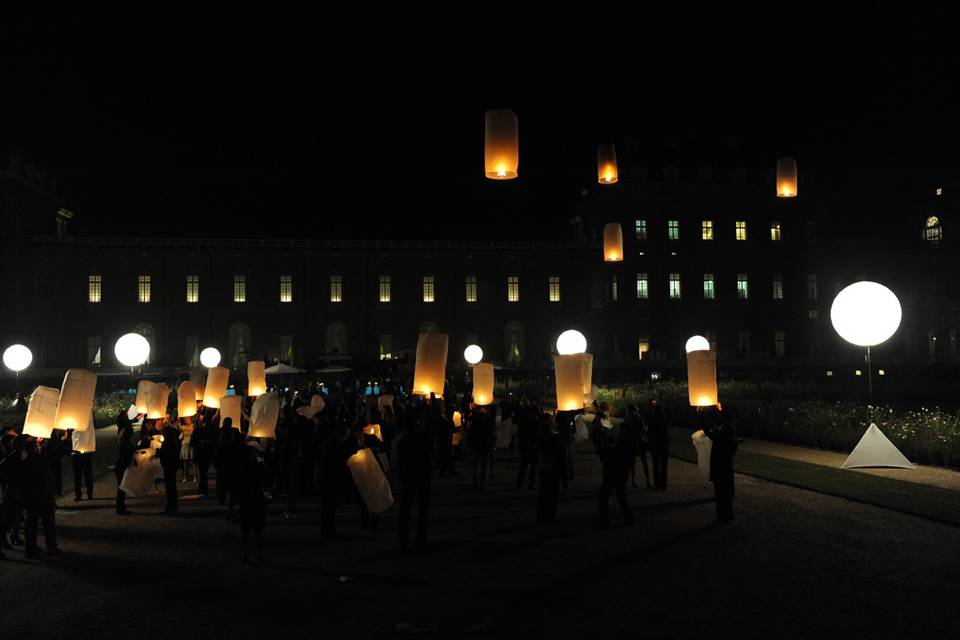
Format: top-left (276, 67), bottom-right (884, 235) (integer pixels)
top-left (0, 378), bottom-right (737, 562)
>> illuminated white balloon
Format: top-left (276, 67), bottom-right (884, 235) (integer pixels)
top-left (685, 335), bottom-right (710, 353)
top-left (200, 347), bottom-right (222, 368)
top-left (3, 344), bottom-right (33, 372)
top-left (830, 281), bottom-right (902, 347)
top-left (464, 344), bottom-right (484, 365)
top-left (115, 333), bottom-right (150, 367)
top-left (556, 330), bottom-right (587, 355)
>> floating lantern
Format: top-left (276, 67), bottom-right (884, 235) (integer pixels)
top-left (115, 333), bottom-right (150, 367)
top-left (556, 329), bottom-right (587, 355)
top-left (686, 341), bottom-right (718, 407)
top-left (3, 344), bottom-right (32, 372)
top-left (464, 344), bottom-right (484, 365)
top-left (830, 281), bottom-right (902, 347)
top-left (23, 386), bottom-right (59, 438)
top-left (346, 448), bottom-right (395, 513)
top-left (247, 361), bottom-right (266, 397)
top-left (364, 423), bottom-right (383, 441)
top-left (603, 223), bottom-right (623, 261)
top-left (134, 380), bottom-right (154, 414)
top-left (146, 383), bottom-right (170, 420)
top-left (597, 143), bottom-right (618, 184)
top-left (189, 368), bottom-right (206, 401)
top-left (178, 382), bottom-right (198, 418)
top-left (54, 368), bottom-right (97, 431)
top-left (452, 411), bottom-right (462, 428)
top-left (554, 355), bottom-right (585, 411)
top-left (220, 395), bottom-right (242, 430)
top-left (776, 157), bottom-right (798, 198)
top-left (484, 108), bottom-right (519, 180)
top-left (200, 347), bottom-right (221, 368)
top-left (412, 331), bottom-right (449, 397)
top-left (202, 366), bottom-right (230, 408)
top-left (249, 391), bottom-right (280, 438)
top-left (472, 362), bottom-right (494, 406)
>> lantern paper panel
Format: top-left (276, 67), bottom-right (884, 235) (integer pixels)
top-left (249, 391), bottom-right (280, 438)
top-left (190, 367), bottom-right (206, 401)
top-left (472, 362), bottom-right (495, 406)
top-left (776, 157), bottom-right (798, 198)
top-left (202, 366), bottom-right (230, 408)
top-left (54, 368), bottom-right (97, 431)
top-left (554, 355), bottom-right (586, 411)
top-left (579, 353), bottom-right (594, 394)
top-left (597, 143), bottom-right (618, 184)
top-left (346, 448), bottom-right (395, 514)
top-left (134, 380), bottom-right (153, 414)
top-left (452, 411), bottom-right (462, 428)
top-left (296, 394), bottom-right (326, 419)
top-left (687, 349), bottom-right (719, 407)
top-left (178, 382), bottom-right (198, 418)
top-left (220, 395), bottom-right (242, 430)
top-left (603, 223), bottom-right (623, 262)
top-left (412, 332), bottom-right (449, 396)
top-left (146, 383), bottom-right (171, 420)
top-left (364, 424), bottom-right (383, 441)
top-left (484, 108), bottom-right (519, 180)
top-left (72, 414), bottom-right (97, 453)
top-left (23, 386), bottom-right (60, 439)
top-left (247, 361), bottom-right (266, 397)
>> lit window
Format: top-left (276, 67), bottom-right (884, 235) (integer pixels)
top-left (808, 309), bottom-right (819, 319)
top-left (774, 330), bottom-right (785, 357)
top-left (770, 222), bottom-right (782, 241)
top-left (669, 273), bottom-right (681, 299)
top-left (423, 276), bottom-right (435, 303)
top-left (137, 275), bottom-right (151, 303)
top-left (701, 220), bottom-right (713, 240)
top-left (635, 219), bottom-right (647, 240)
top-left (330, 276), bottom-right (343, 302)
top-left (548, 276), bottom-right (560, 302)
top-left (186, 275), bottom-right (199, 303)
top-left (737, 273), bottom-right (749, 299)
top-left (234, 275), bottom-right (246, 303)
top-left (636, 273), bottom-right (649, 300)
top-left (735, 221), bottom-right (747, 241)
top-left (936, 187), bottom-right (942, 196)
top-left (379, 276), bottom-right (391, 303)
top-left (807, 274), bottom-right (818, 300)
top-left (668, 220), bottom-right (679, 240)
top-left (772, 273), bottom-right (783, 300)
top-left (611, 274), bottom-right (618, 301)
top-left (280, 275), bottom-right (293, 303)
top-left (465, 276), bottom-right (477, 303)
top-left (826, 370), bottom-right (833, 377)
top-left (88, 275), bottom-right (102, 303)
top-left (507, 276), bottom-right (519, 302)
top-left (703, 273), bottom-right (715, 299)
top-left (924, 216), bottom-right (942, 246)
top-left (379, 335), bottom-right (392, 360)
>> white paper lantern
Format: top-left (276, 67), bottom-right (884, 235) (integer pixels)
top-left (554, 355), bottom-right (585, 411)
top-left (3, 344), bottom-right (32, 372)
top-left (579, 353), bottom-right (593, 394)
top-left (413, 332), bottom-right (449, 397)
top-left (145, 383), bottom-right (170, 420)
top-left (464, 344), bottom-right (484, 365)
top-left (603, 223), bottom-right (623, 261)
top-left (115, 333), bottom-right (150, 367)
top-left (472, 362), bottom-right (495, 406)
top-left (484, 108), bottom-right (519, 180)
top-left (685, 335), bottom-right (710, 353)
top-left (23, 386), bottom-right (60, 438)
top-left (178, 382), bottom-right (198, 418)
top-left (687, 350), bottom-right (718, 407)
top-left (556, 329), bottom-right (587, 355)
top-left (220, 395), bottom-right (242, 430)
top-left (134, 380), bottom-right (153, 414)
top-left (247, 361), bottom-right (266, 397)
top-left (830, 281), bottom-right (902, 347)
top-left (202, 366), bottom-right (230, 408)
top-left (249, 391), bottom-right (280, 438)
top-left (72, 415), bottom-right (97, 453)
top-left (189, 368), bottom-right (206, 401)
top-left (200, 347), bottom-right (221, 368)
top-left (54, 368), bottom-right (98, 431)
top-left (776, 157), bottom-right (798, 198)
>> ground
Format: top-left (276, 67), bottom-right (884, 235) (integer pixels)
top-left (2, 441), bottom-right (959, 639)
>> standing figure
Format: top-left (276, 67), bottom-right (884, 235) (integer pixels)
top-left (704, 406), bottom-right (737, 524)
top-left (70, 447), bottom-right (94, 502)
top-left (647, 400), bottom-right (670, 490)
top-left (591, 408), bottom-right (634, 527)
top-left (514, 402), bottom-right (539, 490)
top-left (396, 399), bottom-right (435, 550)
top-left (215, 417), bottom-right (239, 519)
top-left (622, 405), bottom-right (652, 489)
top-left (159, 419), bottom-right (181, 514)
top-left (318, 424), bottom-right (356, 540)
top-left (20, 435), bottom-right (70, 558)
top-left (236, 437), bottom-right (268, 562)
top-left (115, 411), bottom-right (135, 515)
top-left (1, 426), bottom-right (25, 551)
top-left (536, 411), bottom-right (563, 523)
top-left (467, 405), bottom-right (495, 489)
top-left (192, 412), bottom-right (215, 497)
top-left (179, 418), bottom-right (195, 483)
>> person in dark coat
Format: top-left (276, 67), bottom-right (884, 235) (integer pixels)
top-left (703, 405), bottom-right (737, 524)
top-left (1, 426), bottom-right (25, 553)
top-left (20, 434), bottom-right (71, 558)
top-left (622, 405), bottom-right (652, 489)
top-left (192, 412), bottom-right (216, 497)
top-left (536, 411), bottom-right (564, 523)
top-left (591, 408), bottom-right (635, 527)
top-left (467, 405), bottom-right (495, 489)
top-left (215, 417), bottom-right (239, 519)
top-left (647, 400), bottom-right (670, 490)
top-left (432, 400), bottom-right (453, 477)
top-left (236, 437), bottom-right (268, 562)
top-left (115, 411), bottom-right (135, 515)
top-left (515, 401), bottom-right (539, 490)
top-left (318, 424), bottom-right (356, 540)
top-left (396, 398), bottom-right (435, 550)
top-left (71, 446), bottom-right (95, 502)
top-left (159, 419), bottom-right (181, 514)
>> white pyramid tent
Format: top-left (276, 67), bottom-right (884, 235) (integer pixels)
top-left (842, 423), bottom-right (915, 469)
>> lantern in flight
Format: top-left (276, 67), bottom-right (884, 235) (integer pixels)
top-left (603, 223), bottom-right (623, 262)
top-left (54, 369), bottom-right (97, 431)
top-left (247, 361), bottom-right (266, 397)
top-left (776, 157), bottom-right (798, 198)
top-left (412, 331), bottom-right (449, 397)
top-left (685, 337), bottom-right (718, 407)
top-left (202, 366), bottom-right (230, 408)
top-left (597, 143), bottom-right (618, 184)
top-left (484, 108), bottom-right (519, 180)
top-left (472, 362), bottom-right (495, 406)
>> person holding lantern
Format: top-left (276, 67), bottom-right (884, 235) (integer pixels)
top-left (20, 433), bottom-right (71, 558)
top-left (703, 405), bottom-right (737, 524)
top-left (114, 411), bottom-right (135, 515)
top-left (159, 418), bottom-right (181, 514)
top-left (590, 404), bottom-right (634, 528)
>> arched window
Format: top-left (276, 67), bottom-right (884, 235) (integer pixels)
top-left (133, 323), bottom-right (154, 365)
top-left (419, 320), bottom-right (440, 333)
top-left (228, 323), bottom-right (251, 370)
top-left (924, 216), bottom-right (942, 246)
top-left (505, 321), bottom-right (524, 365)
top-left (326, 322), bottom-right (348, 355)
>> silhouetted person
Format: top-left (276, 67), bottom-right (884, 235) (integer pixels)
top-left (159, 420), bottom-right (180, 514)
top-left (622, 405), bottom-right (652, 488)
top-left (318, 424), bottom-right (355, 540)
top-left (537, 412), bottom-right (564, 523)
top-left (704, 406), bottom-right (737, 524)
top-left (236, 437), bottom-right (268, 562)
top-left (515, 403), bottom-right (539, 490)
top-left (467, 406), bottom-right (495, 489)
top-left (432, 401), bottom-right (453, 477)
top-left (71, 449), bottom-right (94, 502)
top-left (648, 401), bottom-right (670, 490)
top-left (215, 417), bottom-right (239, 519)
top-left (397, 398), bottom-right (435, 550)
top-left (591, 409), bottom-right (634, 527)
top-left (1, 426), bottom-right (24, 551)
top-left (192, 412), bottom-right (215, 497)
top-left (115, 412), bottom-right (135, 515)
top-left (21, 435), bottom-right (70, 558)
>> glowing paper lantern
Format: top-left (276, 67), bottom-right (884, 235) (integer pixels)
top-left (597, 143), bottom-right (618, 184)
top-left (685, 335), bottom-right (710, 353)
top-left (412, 331), bottom-right (449, 397)
top-left (189, 368), bottom-right (206, 401)
top-left (579, 353), bottom-right (593, 394)
top-left (452, 411), bottom-right (462, 428)
top-left (472, 362), bottom-right (494, 406)
top-left (134, 380), bottom-right (153, 414)
top-left (3, 344), bottom-right (32, 372)
top-left (602, 223), bottom-right (623, 262)
top-left (146, 383), bottom-right (170, 420)
top-left (297, 394), bottom-right (326, 419)
top-left (114, 333), bottom-right (150, 367)
top-left (54, 368), bottom-right (98, 431)
top-left (247, 361), bottom-right (266, 397)
top-left (72, 414), bottom-right (97, 453)
top-left (686, 349), bottom-right (718, 407)
top-left (776, 157), bottom-right (798, 198)
top-left (556, 329), bottom-right (587, 355)
top-left (249, 391), bottom-right (280, 438)
top-left (830, 281), bottom-right (902, 347)
top-left (347, 448), bottom-right (395, 513)
top-left (178, 382), bottom-right (198, 418)
top-left (364, 423), bottom-right (383, 441)
top-left (484, 108), bottom-right (519, 180)
top-left (554, 355), bottom-right (585, 411)
top-left (464, 344), bottom-right (484, 365)
top-left (202, 366), bottom-right (230, 408)
top-left (220, 395), bottom-right (242, 430)
top-left (200, 347), bottom-right (221, 368)
top-left (23, 386), bottom-right (60, 438)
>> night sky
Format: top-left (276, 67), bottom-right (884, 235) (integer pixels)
top-left (3, 6), bottom-right (959, 240)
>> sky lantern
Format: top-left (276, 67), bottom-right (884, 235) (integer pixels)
top-left (23, 385), bottom-right (59, 438)
top-left (189, 367), bottom-right (206, 401)
top-left (554, 354), bottom-right (585, 411)
top-left (603, 223), bottom-right (623, 262)
top-left (202, 366), bottom-right (230, 408)
top-left (247, 361), bottom-right (266, 397)
top-left (249, 391), bottom-right (280, 438)
top-left (178, 382), bottom-right (198, 418)
top-left (134, 380), bottom-right (154, 414)
top-left (54, 368), bottom-right (97, 431)
top-left (685, 337), bottom-right (718, 407)
top-left (472, 362), bottom-right (495, 406)
top-left (220, 395), bottom-right (242, 429)
top-left (776, 157), bottom-right (798, 198)
top-left (484, 108), bottom-right (519, 180)
top-left (412, 331), bottom-right (449, 397)
top-left (146, 383), bottom-right (170, 420)
top-left (72, 413), bottom-right (97, 453)
top-left (597, 142), bottom-right (618, 184)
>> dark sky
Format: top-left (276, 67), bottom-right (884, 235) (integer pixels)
top-left (3, 6), bottom-right (959, 240)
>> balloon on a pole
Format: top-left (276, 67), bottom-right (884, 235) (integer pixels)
top-left (115, 333), bottom-right (150, 367)
top-left (200, 347), bottom-right (222, 368)
top-left (830, 282), bottom-right (902, 347)
top-left (3, 344), bottom-right (33, 372)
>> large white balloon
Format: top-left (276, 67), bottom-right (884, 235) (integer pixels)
top-left (115, 333), bottom-right (150, 367)
top-left (200, 347), bottom-right (222, 368)
top-left (3, 344), bottom-right (33, 372)
top-left (464, 344), bottom-right (484, 365)
top-left (830, 281), bottom-right (902, 347)
top-left (556, 330), bottom-right (587, 355)
top-left (685, 335), bottom-right (710, 353)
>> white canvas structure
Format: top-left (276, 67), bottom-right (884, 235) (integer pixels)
top-left (347, 448), bottom-right (394, 513)
top-left (691, 430), bottom-right (713, 481)
top-left (842, 423), bottom-right (915, 469)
